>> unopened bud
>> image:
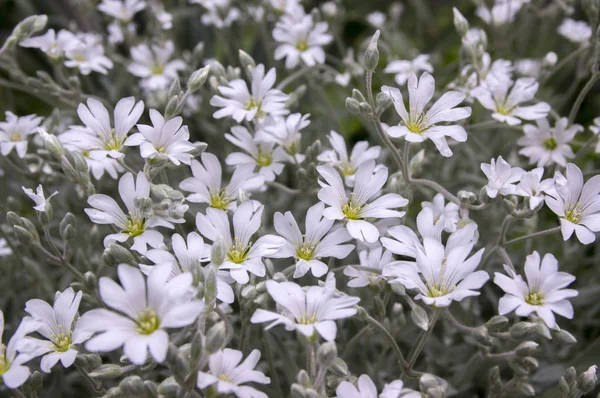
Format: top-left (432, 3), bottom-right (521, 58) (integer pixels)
top-left (290, 384), bottom-right (307, 398)
top-left (7, 211), bottom-right (21, 227)
top-left (453, 8), bottom-right (469, 36)
top-left (510, 322), bottom-right (536, 339)
top-left (239, 49), bottom-right (256, 70)
top-left (317, 342), bottom-right (337, 368)
top-left (359, 102), bottom-right (372, 115)
top-left (211, 238), bottom-right (227, 266)
top-left (191, 141), bottom-right (208, 157)
top-left (84, 271), bottom-right (97, 290)
top-left (329, 357), bottom-right (348, 377)
top-left (89, 364), bottom-right (123, 379)
top-left (59, 213), bottom-right (77, 241)
top-left (375, 91), bottom-right (392, 113)
top-left (420, 373), bottom-right (441, 391)
top-left (517, 382), bottom-right (535, 396)
top-left (346, 97), bottom-right (361, 115)
top-left (458, 190), bottom-right (477, 204)
top-left (426, 386), bottom-right (445, 398)
top-left (188, 65), bottom-right (210, 92)
top-left (164, 95), bottom-right (180, 119)
top-left (552, 328), bottom-right (577, 344)
top-left (38, 128), bottom-right (63, 158)
top-left (241, 285), bottom-right (258, 300)
top-left (14, 226), bottom-right (36, 245)
top-left (168, 79), bottom-right (181, 98)
top-left (411, 306), bottom-right (429, 331)
top-left (515, 341), bottom-right (538, 357)
top-left (352, 89), bottom-right (366, 103)
top-left (564, 366), bottom-right (577, 386)
top-left (521, 356), bottom-right (539, 372)
top-left (543, 51), bottom-right (558, 67)
top-left (103, 244), bottom-right (135, 267)
top-left (203, 265), bottom-right (217, 308)
top-left (577, 365), bottom-right (598, 393)
top-left (296, 370), bottom-right (311, 386)
top-left (205, 322), bottom-right (226, 354)
top-left (364, 30), bottom-right (380, 70)
top-left (485, 315), bottom-right (509, 332)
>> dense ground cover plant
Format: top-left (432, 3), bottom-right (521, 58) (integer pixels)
top-left (0, 0), bottom-right (600, 397)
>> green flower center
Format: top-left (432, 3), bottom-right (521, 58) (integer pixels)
top-left (126, 216), bottom-right (146, 237)
top-left (102, 129), bottom-right (125, 152)
top-left (51, 331), bottom-right (72, 352)
top-left (218, 373), bottom-right (234, 383)
top-left (9, 132), bottom-right (22, 142)
top-left (151, 64), bottom-right (164, 75)
top-left (428, 282), bottom-right (453, 298)
top-left (340, 162), bottom-right (355, 177)
top-left (227, 239), bottom-right (251, 264)
top-left (297, 314), bottom-right (317, 325)
top-left (0, 345), bottom-right (10, 377)
top-left (244, 97), bottom-right (261, 111)
top-left (210, 190), bottom-right (229, 210)
top-left (526, 291), bottom-right (543, 306)
top-left (342, 200), bottom-right (363, 220)
top-left (256, 151), bottom-right (273, 167)
top-left (296, 241), bottom-right (316, 261)
top-left (564, 205), bottom-right (582, 224)
top-left (495, 103), bottom-right (514, 116)
top-left (136, 309), bottom-right (160, 335)
top-left (543, 137), bottom-right (558, 150)
top-left (296, 39), bottom-right (309, 52)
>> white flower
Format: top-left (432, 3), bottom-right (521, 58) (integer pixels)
top-left (194, 0), bottom-right (241, 28)
top-left (344, 245), bottom-right (392, 288)
top-left (0, 112), bottom-right (43, 158)
top-left (317, 130), bottom-right (381, 187)
top-left (66, 97), bottom-right (144, 160)
top-left (0, 238), bottom-right (11, 257)
top-left (515, 58), bottom-right (542, 78)
top-left (179, 152), bottom-right (265, 211)
top-left (257, 113), bottom-right (310, 163)
top-left (107, 21), bottom-right (125, 44)
top-left (335, 374), bottom-right (419, 398)
top-left (250, 273), bottom-right (360, 341)
top-left (20, 29), bottom-right (77, 59)
top-left (317, 161), bottom-right (408, 243)
top-left (472, 78), bottom-right (550, 125)
top-left (142, 232), bottom-right (235, 304)
top-left (225, 126), bottom-right (288, 182)
top-left (545, 163), bottom-right (600, 244)
top-left (366, 11), bottom-right (386, 28)
top-left (128, 41), bottom-right (185, 91)
top-left (518, 118), bottom-right (581, 167)
top-left (125, 109), bottom-right (194, 165)
top-left (589, 117), bottom-right (600, 153)
top-left (272, 202), bottom-right (354, 278)
top-left (0, 312), bottom-right (40, 388)
top-left (558, 18), bottom-right (592, 44)
top-left (494, 251), bottom-right (577, 328)
top-left (78, 264), bottom-right (204, 365)
top-left (197, 348), bottom-right (270, 398)
top-left (421, 193), bottom-right (460, 233)
top-left (481, 156), bottom-right (525, 198)
top-left (19, 288), bottom-right (91, 373)
top-left (476, 0), bottom-right (524, 26)
top-left (64, 33), bottom-right (114, 75)
top-left (476, 53), bottom-right (514, 87)
top-left (85, 171), bottom-right (178, 253)
top-left (384, 55), bottom-right (434, 86)
top-left (383, 73), bottom-right (471, 157)
top-left (210, 64), bottom-right (289, 122)
top-left (22, 185), bottom-right (58, 212)
top-left (196, 201), bottom-right (285, 284)
top-left (384, 237), bottom-right (487, 307)
top-left (515, 168), bottom-right (554, 209)
top-left (273, 14), bottom-right (332, 69)
top-left (98, 0), bottom-right (146, 22)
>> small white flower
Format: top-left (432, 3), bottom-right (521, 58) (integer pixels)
top-left (197, 348), bottom-right (270, 398)
top-left (194, 0), bottom-right (241, 28)
top-left (421, 193), bottom-right (460, 233)
top-left (257, 113), bottom-right (310, 163)
top-left (22, 185), bottom-right (58, 212)
top-left (272, 202), bottom-right (354, 278)
top-left (251, 273), bottom-right (360, 341)
top-left (0, 312), bottom-right (40, 388)
top-left (66, 97), bottom-right (144, 160)
top-left (0, 238), bottom-right (11, 257)
top-left (384, 55), bottom-right (434, 86)
top-left (472, 78), bottom-right (550, 125)
top-left (19, 29), bottom-right (77, 59)
top-left (515, 168), bottom-right (554, 209)
top-left (211, 64), bottom-right (289, 122)
top-left (19, 288), bottom-right (91, 373)
top-left (335, 374), bottom-right (419, 398)
top-left (125, 109), bottom-right (195, 165)
top-left (476, 0), bottom-right (525, 26)
top-left (344, 245), bottom-right (392, 288)
top-left (225, 126), bottom-right (288, 182)
top-left (545, 163), bottom-right (600, 244)
top-left (481, 156), bottom-right (525, 198)
top-left (366, 11), bottom-right (386, 28)
top-left (0, 112), bottom-right (43, 158)
top-left (589, 117), bottom-right (600, 153)
top-left (384, 237), bottom-right (487, 307)
top-left (98, 0), bottom-right (146, 22)
top-left (128, 41), bottom-right (185, 91)
top-left (518, 118), bottom-right (581, 167)
top-left (515, 58), bottom-right (542, 78)
top-left (179, 152), bottom-right (265, 211)
top-left (494, 251), bottom-right (577, 328)
top-left (196, 201), bottom-right (285, 284)
top-left (142, 232), bottom-right (235, 304)
top-left (273, 14), bottom-right (332, 69)
top-left (78, 264), bottom-right (204, 365)
top-left (64, 33), bottom-right (114, 75)
top-left (558, 18), bottom-right (592, 44)
top-left (85, 171), bottom-right (179, 253)
top-left (383, 72), bottom-right (471, 157)
top-left (317, 161), bottom-right (408, 243)
top-left (317, 130), bottom-right (381, 187)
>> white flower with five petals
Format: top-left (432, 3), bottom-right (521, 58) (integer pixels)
top-left (22, 185), bottom-right (58, 212)
top-left (481, 156), bottom-right (524, 198)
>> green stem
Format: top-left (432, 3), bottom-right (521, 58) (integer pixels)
top-left (569, 73), bottom-right (600, 125)
top-left (503, 226), bottom-right (561, 246)
top-left (406, 310), bottom-right (440, 371)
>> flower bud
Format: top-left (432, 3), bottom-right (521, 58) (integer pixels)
top-left (164, 95), bottom-right (180, 119)
top-left (290, 384), bottom-right (307, 398)
top-left (345, 97), bottom-right (361, 115)
top-left (211, 237), bottom-right (227, 266)
top-left (577, 365), bottom-right (598, 393)
top-left (419, 373), bottom-right (441, 391)
top-left (364, 30), bottom-right (380, 70)
top-left (6, 211), bottom-right (21, 227)
top-left (59, 213), bottom-right (77, 241)
top-left (411, 305), bottom-right (429, 331)
top-left (103, 244), bottom-right (136, 267)
top-left (352, 89), bottom-right (366, 103)
top-left (89, 364), bottom-right (124, 380)
top-left (426, 386), bottom-right (445, 398)
top-left (552, 328), bottom-right (577, 344)
top-left (84, 271), bottom-right (98, 290)
top-left (191, 141), bottom-right (208, 157)
top-left (516, 382), bottom-right (535, 396)
top-left (510, 322), bottom-right (536, 339)
top-left (205, 322), bottom-right (226, 354)
top-left (564, 366), bottom-right (577, 386)
top-left (515, 341), bottom-right (538, 357)
top-left (203, 265), bottom-right (217, 309)
top-left (485, 315), bottom-right (508, 332)
top-left (543, 51), bottom-right (558, 67)
top-left (453, 8), bottom-right (469, 36)
top-left (188, 65), bottom-right (211, 92)
top-left (38, 128), bottom-right (64, 158)
top-left (359, 102), bottom-right (372, 115)
top-left (296, 369), bottom-right (311, 386)
top-left (509, 358), bottom-right (530, 376)
top-left (241, 285), bottom-right (258, 300)
top-left (559, 376), bottom-right (570, 396)
top-left (239, 49), bottom-right (256, 70)
top-left (14, 226), bottom-right (36, 246)
top-left (168, 78), bottom-right (181, 98)
top-left (317, 342), bottom-right (337, 368)
top-left (329, 357), bottom-right (348, 377)
top-left (458, 190), bottom-right (477, 204)
top-left (535, 320), bottom-right (552, 340)
top-left (521, 356), bottom-right (539, 372)
top-left (375, 91), bottom-right (392, 114)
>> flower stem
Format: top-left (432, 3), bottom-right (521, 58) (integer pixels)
top-left (504, 226), bottom-right (561, 246)
top-left (569, 72), bottom-right (600, 125)
top-left (406, 309), bottom-right (440, 372)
